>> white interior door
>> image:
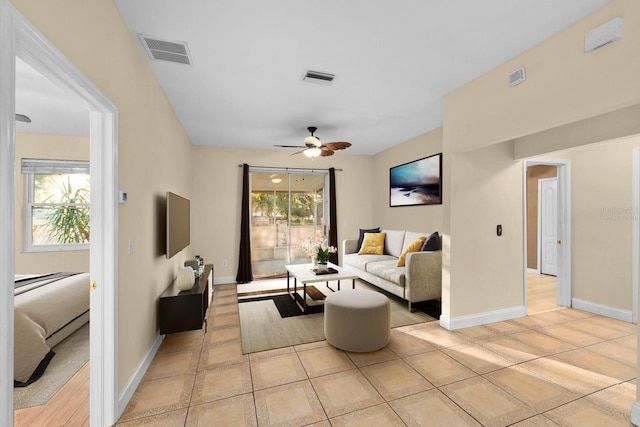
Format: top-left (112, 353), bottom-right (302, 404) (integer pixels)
top-left (540, 177), bottom-right (558, 276)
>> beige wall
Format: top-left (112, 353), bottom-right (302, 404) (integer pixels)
top-left (12, 0), bottom-right (195, 394)
top-left (371, 127), bottom-right (443, 234)
top-left (442, 0), bottom-right (640, 321)
top-left (551, 135), bottom-right (639, 312)
top-left (445, 141), bottom-right (525, 318)
top-left (526, 165), bottom-right (557, 270)
top-left (190, 147), bottom-right (373, 281)
top-left (444, 0), bottom-right (640, 153)
top-left (514, 104), bottom-right (640, 159)
top-left (14, 133), bottom-right (90, 274)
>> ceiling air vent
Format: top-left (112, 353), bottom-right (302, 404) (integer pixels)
top-left (508, 68), bottom-right (526, 87)
top-left (138, 34), bottom-right (192, 65)
top-left (584, 17), bottom-right (623, 52)
top-left (302, 70), bottom-right (335, 85)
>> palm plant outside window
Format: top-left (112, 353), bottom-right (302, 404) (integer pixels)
top-left (22, 159), bottom-right (90, 251)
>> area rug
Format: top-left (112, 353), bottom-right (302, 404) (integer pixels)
top-left (238, 279), bottom-right (437, 354)
top-left (238, 284), bottom-right (326, 302)
top-left (13, 323), bottom-right (89, 409)
top-left (239, 293), bottom-right (323, 317)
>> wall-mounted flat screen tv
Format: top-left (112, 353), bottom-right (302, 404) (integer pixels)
top-left (389, 153), bottom-right (442, 207)
top-left (166, 191), bottom-right (190, 258)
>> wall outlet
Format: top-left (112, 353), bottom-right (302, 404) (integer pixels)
top-left (222, 259), bottom-right (228, 267)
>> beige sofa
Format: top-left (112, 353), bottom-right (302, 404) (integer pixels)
top-left (342, 230), bottom-right (442, 311)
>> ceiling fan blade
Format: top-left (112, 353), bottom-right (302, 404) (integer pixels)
top-left (320, 147), bottom-right (335, 156)
top-left (290, 150), bottom-right (305, 156)
top-left (15, 114), bottom-right (31, 123)
top-left (274, 144), bottom-right (306, 148)
top-left (323, 142), bottom-right (351, 151)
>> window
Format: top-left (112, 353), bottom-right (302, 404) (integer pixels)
top-left (22, 158), bottom-right (90, 251)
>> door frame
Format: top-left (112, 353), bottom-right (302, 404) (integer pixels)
top-left (0, 5), bottom-right (119, 426)
top-left (632, 147), bottom-right (639, 324)
top-left (523, 158), bottom-right (571, 308)
top-left (249, 167), bottom-right (330, 273)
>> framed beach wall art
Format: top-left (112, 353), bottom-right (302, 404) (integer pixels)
top-left (389, 153), bottom-right (442, 207)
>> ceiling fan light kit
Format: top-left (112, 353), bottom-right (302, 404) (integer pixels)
top-left (304, 135), bottom-right (321, 147)
top-left (274, 126), bottom-right (352, 158)
top-left (303, 147), bottom-right (322, 158)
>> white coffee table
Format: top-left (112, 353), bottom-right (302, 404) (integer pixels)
top-left (284, 262), bottom-right (358, 314)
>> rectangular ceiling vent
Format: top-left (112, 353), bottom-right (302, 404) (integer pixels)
top-left (138, 34), bottom-right (192, 65)
top-left (508, 68), bottom-right (526, 87)
top-left (302, 70), bottom-right (335, 85)
top-left (585, 17), bottom-right (623, 52)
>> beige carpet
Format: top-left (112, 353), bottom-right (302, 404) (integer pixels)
top-left (238, 279), bottom-right (435, 354)
top-left (14, 322), bottom-right (89, 409)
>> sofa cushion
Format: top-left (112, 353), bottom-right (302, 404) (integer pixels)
top-left (356, 227), bottom-right (380, 252)
top-left (344, 253), bottom-right (396, 271)
top-left (366, 260), bottom-right (406, 287)
top-left (397, 236), bottom-right (426, 267)
top-left (422, 231), bottom-right (441, 251)
top-left (382, 230), bottom-right (405, 257)
top-left (358, 232), bottom-right (386, 255)
top-left (403, 232), bottom-right (427, 252)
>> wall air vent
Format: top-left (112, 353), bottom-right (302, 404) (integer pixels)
top-left (585, 17), bottom-right (623, 52)
top-left (302, 70), bottom-right (335, 85)
top-left (508, 68), bottom-right (526, 87)
top-left (138, 34), bottom-right (192, 65)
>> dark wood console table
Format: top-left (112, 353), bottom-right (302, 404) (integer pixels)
top-left (159, 263), bottom-right (213, 334)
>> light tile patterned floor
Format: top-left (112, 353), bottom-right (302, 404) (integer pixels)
top-left (117, 283), bottom-right (637, 426)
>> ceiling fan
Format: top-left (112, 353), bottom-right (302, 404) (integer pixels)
top-left (274, 126), bottom-right (352, 157)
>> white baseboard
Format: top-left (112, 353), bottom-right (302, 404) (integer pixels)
top-left (571, 298), bottom-right (632, 323)
top-left (632, 402), bottom-right (640, 426)
top-left (214, 276), bottom-right (236, 285)
top-left (526, 268), bottom-right (540, 274)
top-left (117, 333), bottom-right (164, 418)
top-left (440, 305), bottom-right (526, 330)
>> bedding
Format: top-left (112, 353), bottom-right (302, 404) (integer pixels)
top-left (14, 272), bottom-right (90, 386)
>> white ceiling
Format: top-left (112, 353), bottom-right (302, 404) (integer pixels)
top-left (17, 0), bottom-right (612, 155)
top-left (15, 58), bottom-right (89, 136)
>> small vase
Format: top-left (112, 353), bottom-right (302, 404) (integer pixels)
top-left (317, 262), bottom-right (328, 273)
top-left (312, 256), bottom-right (318, 268)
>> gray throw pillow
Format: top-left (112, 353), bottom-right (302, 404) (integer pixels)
top-left (422, 231), bottom-right (441, 251)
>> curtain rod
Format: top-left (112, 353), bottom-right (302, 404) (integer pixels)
top-left (238, 164), bottom-right (342, 172)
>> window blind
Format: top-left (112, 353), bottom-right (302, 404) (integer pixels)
top-left (21, 158), bottom-right (90, 174)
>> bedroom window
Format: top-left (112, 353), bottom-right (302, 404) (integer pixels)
top-left (22, 159), bottom-right (90, 251)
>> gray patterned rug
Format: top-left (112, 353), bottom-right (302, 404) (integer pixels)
top-left (14, 322), bottom-right (89, 409)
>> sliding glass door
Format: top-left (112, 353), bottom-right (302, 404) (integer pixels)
top-left (250, 168), bottom-right (329, 279)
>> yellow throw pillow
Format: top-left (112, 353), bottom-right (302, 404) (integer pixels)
top-left (358, 232), bottom-right (386, 255)
top-left (397, 236), bottom-right (427, 267)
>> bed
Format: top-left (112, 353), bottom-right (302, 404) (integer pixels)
top-left (14, 272), bottom-right (90, 386)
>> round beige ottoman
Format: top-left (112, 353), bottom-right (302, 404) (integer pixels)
top-left (324, 289), bottom-right (390, 352)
